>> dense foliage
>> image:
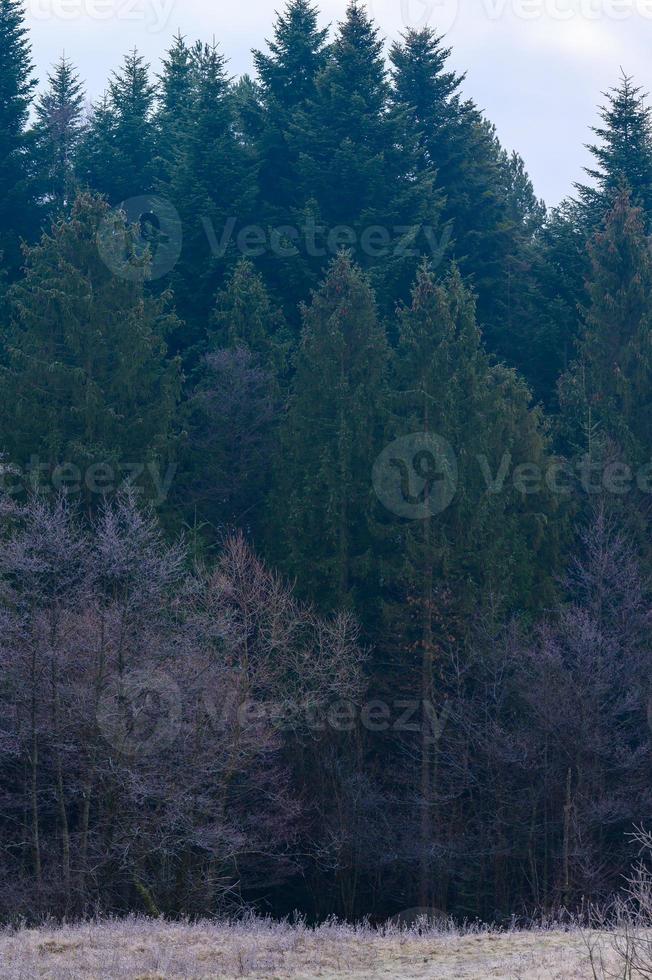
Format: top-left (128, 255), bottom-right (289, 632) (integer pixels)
top-left (0, 0), bottom-right (650, 925)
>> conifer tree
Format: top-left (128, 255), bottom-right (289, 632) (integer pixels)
top-left (210, 257), bottom-right (289, 372)
top-left (78, 49), bottom-right (156, 203)
top-left (390, 29), bottom-right (540, 362)
top-left (576, 73), bottom-right (652, 227)
top-left (155, 33), bottom-right (195, 183)
top-left (177, 258), bottom-right (286, 536)
top-left (0, 194), bottom-right (181, 499)
top-left (289, 2), bottom-right (434, 301)
top-left (523, 200), bottom-right (587, 402)
top-left (160, 42), bottom-right (256, 354)
top-left (253, 0), bottom-right (329, 225)
top-left (272, 252), bottom-right (388, 610)
top-left (254, 0), bottom-right (328, 112)
top-left (559, 192), bottom-right (652, 461)
top-left (0, 0), bottom-right (38, 273)
top-left (380, 262), bottom-right (555, 907)
top-left (33, 55), bottom-right (85, 212)
top-left (534, 74), bottom-right (652, 404)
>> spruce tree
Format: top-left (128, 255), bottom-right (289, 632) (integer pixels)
top-left (576, 73), bottom-right (652, 227)
top-left (160, 42), bottom-right (256, 355)
top-left (210, 257), bottom-right (289, 371)
top-left (254, 0), bottom-right (328, 112)
top-left (272, 252), bottom-right (388, 611)
top-left (77, 49), bottom-right (156, 203)
top-left (0, 0), bottom-right (38, 273)
top-left (289, 2), bottom-right (434, 303)
top-left (33, 55), bottom-right (85, 212)
top-left (537, 74), bottom-right (652, 410)
top-left (252, 0), bottom-right (329, 226)
top-left (559, 192), bottom-right (652, 461)
top-left (390, 29), bottom-right (540, 363)
top-left (154, 33), bottom-right (195, 184)
top-left (0, 193), bottom-right (181, 501)
top-left (383, 262), bottom-right (555, 641)
top-left (380, 263), bottom-right (556, 907)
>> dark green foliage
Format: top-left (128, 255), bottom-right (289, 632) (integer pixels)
top-left (287, 3), bottom-right (436, 308)
top-left (78, 49), bottom-right (156, 203)
top-left (576, 73), bottom-right (652, 226)
top-left (33, 56), bottom-right (85, 213)
top-left (0, 0), bottom-right (38, 273)
top-left (155, 32), bottom-right (195, 182)
top-left (254, 0), bottom-right (328, 112)
top-left (0, 5), bottom-right (651, 927)
top-left (382, 263), bottom-right (556, 639)
top-left (0, 193), bottom-right (181, 500)
top-left (210, 257), bottom-right (290, 372)
top-left (272, 252), bottom-right (388, 610)
top-left (157, 42), bottom-right (256, 354)
top-left (559, 192), bottom-right (652, 461)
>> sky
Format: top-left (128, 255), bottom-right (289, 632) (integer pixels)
top-left (25, 0), bottom-right (652, 206)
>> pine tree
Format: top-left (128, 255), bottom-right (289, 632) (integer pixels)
top-left (160, 42), bottom-right (256, 356)
top-left (272, 252), bottom-right (388, 610)
top-left (33, 55), bottom-right (85, 212)
top-left (379, 262), bottom-right (556, 907)
top-left (78, 49), bottom-right (156, 203)
top-left (0, 193), bottom-right (181, 501)
top-left (154, 32), bottom-right (195, 183)
top-left (383, 262), bottom-right (555, 640)
top-left (289, 1), bottom-right (435, 302)
top-left (576, 73), bottom-right (652, 227)
top-left (530, 74), bottom-right (652, 403)
top-left (0, 0), bottom-right (38, 273)
top-left (390, 29), bottom-right (540, 363)
top-left (210, 258), bottom-right (289, 372)
top-left (559, 192), bottom-right (652, 461)
top-left (254, 0), bottom-right (328, 112)
top-left (252, 0), bottom-right (329, 227)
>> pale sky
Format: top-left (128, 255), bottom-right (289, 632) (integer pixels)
top-left (25, 0), bottom-right (652, 205)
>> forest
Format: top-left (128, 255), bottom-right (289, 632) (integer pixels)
top-left (0, 0), bottom-right (650, 927)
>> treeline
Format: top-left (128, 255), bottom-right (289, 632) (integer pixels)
top-left (0, 0), bottom-right (650, 923)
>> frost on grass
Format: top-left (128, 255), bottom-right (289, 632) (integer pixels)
top-left (0, 916), bottom-right (622, 979)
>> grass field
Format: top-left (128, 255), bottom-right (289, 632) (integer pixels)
top-left (0, 916), bottom-right (631, 979)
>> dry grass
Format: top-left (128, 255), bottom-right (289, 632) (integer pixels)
top-left (0, 916), bottom-right (627, 979)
